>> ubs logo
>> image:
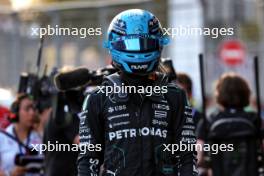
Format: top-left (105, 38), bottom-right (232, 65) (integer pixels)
top-left (108, 105), bottom-right (127, 113)
top-left (108, 107), bottom-right (114, 113)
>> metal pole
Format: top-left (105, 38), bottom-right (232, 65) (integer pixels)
top-left (254, 56), bottom-right (261, 119)
top-left (199, 53), bottom-right (206, 115)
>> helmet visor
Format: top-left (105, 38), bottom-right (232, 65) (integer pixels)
top-left (111, 37), bottom-right (160, 52)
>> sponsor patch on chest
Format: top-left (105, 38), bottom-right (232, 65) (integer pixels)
top-left (108, 105), bottom-right (127, 113)
top-left (154, 110), bottom-right (167, 118)
top-left (108, 127), bottom-right (167, 141)
top-left (152, 103), bottom-right (170, 111)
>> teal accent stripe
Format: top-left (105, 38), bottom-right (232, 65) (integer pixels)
top-left (82, 95), bottom-right (91, 111)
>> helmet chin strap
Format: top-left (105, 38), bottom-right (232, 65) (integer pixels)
top-left (121, 71), bottom-right (149, 79)
top-left (120, 71), bottom-right (157, 87)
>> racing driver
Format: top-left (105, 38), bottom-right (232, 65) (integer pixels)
top-left (78, 9), bottom-right (198, 176)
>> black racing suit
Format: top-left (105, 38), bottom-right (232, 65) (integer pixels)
top-left (78, 73), bottom-right (198, 176)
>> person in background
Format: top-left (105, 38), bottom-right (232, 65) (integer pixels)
top-left (177, 72), bottom-right (203, 127)
top-left (0, 93), bottom-right (42, 176)
top-left (43, 91), bottom-right (80, 176)
top-left (196, 72), bottom-right (261, 176)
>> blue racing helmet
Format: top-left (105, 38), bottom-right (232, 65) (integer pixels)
top-left (104, 9), bottom-right (170, 75)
